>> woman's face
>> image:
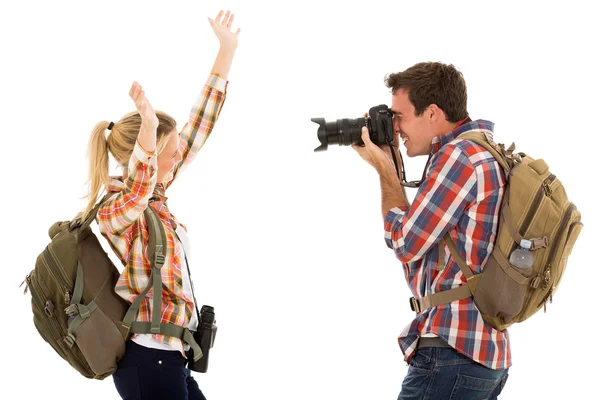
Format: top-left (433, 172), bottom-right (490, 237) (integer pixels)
top-left (157, 129), bottom-right (183, 183)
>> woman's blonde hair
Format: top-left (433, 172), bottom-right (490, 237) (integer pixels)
top-left (82, 111), bottom-right (176, 219)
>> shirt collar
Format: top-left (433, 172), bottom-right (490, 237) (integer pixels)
top-left (430, 118), bottom-right (495, 154)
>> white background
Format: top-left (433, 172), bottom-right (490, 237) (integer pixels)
top-left (1, 0), bottom-right (598, 399)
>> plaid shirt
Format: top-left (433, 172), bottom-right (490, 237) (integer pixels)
top-left (97, 74), bottom-right (227, 353)
top-left (384, 119), bottom-right (510, 370)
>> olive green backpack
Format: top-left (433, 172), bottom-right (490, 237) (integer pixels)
top-left (21, 196), bottom-right (203, 379)
top-left (409, 131), bottom-right (583, 331)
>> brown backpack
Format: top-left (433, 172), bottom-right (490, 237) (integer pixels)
top-left (409, 131), bottom-right (583, 331)
top-left (22, 196), bottom-right (203, 379)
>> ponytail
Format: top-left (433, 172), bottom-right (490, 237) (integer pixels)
top-left (78, 111), bottom-right (177, 222)
top-left (82, 121), bottom-right (112, 219)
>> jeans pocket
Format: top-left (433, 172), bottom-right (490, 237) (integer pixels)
top-left (490, 372), bottom-right (509, 399)
top-left (398, 366), bottom-right (433, 400)
top-left (408, 348), bottom-right (433, 370)
top-left (449, 373), bottom-right (499, 400)
top-left (113, 367), bottom-right (141, 400)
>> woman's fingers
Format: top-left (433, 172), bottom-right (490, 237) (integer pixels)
top-left (214, 10), bottom-right (223, 24)
top-left (129, 82), bottom-right (144, 105)
top-left (221, 10), bottom-right (231, 26)
top-left (129, 81), bottom-right (153, 119)
top-left (213, 10), bottom-right (235, 30)
top-left (129, 82), bottom-right (138, 100)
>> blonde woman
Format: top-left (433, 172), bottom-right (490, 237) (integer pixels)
top-left (83, 10), bottom-right (239, 400)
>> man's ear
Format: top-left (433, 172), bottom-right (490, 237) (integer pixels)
top-left (427, 104), bottom-right (444, 124)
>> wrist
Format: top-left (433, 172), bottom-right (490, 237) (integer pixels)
top-left (376, 158), bottom-right (398, 177)
top-left (140, 119), bottom-right (158, 130)
top-left (219, 43), bottom-right (237, 54)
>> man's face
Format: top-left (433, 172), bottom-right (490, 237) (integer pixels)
top-left (390, 89), bottom-right (433, 157)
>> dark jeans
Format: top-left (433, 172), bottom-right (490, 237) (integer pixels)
top-left (113, 340), bottom-right (207, 400)
top-left (398, 347), bottom-right (509, 400)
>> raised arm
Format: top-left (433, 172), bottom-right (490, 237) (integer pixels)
top-left (164, 10), bottom-right (240, 189)
top-left (97, 83), bottom-right (159, 235)
top-left (209, 10), bottom-right (240, 80)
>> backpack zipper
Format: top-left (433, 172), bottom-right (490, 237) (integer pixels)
top-left (536, 206), bottom-right (579, 311)
top-left (42, 247), bottom-right (72, 304)
top-left (509, 174), bottom-right (556, 322)
top-left (30, 274), bottom-right (94, 376)
top-left (511, 174), bottom-right (556, 255)
top-left (29, 280), bottom-right (64, 346)
top-left (20, 274), bottom-right (31, 294)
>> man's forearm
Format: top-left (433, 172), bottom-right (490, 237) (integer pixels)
top-left (378, 164), bottom-right (409, 218)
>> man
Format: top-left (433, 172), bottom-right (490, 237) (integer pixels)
top-left (352, 62), bottom-right (510, 399)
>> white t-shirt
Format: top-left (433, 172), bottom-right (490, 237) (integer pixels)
top-left (132, 224), bottom-right (198, 351)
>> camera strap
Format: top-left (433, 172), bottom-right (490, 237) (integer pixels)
top-left (388, 141), bottom-right (429, 188)
top-left (388, 142), bottom-right (401, 180)
top-left (175, 231), bottom-right (202, 324)
top-left (390, 116), bottom-right (472, 188)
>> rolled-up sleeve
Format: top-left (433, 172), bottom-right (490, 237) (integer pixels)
top-left (98, 141), bottom-right (158, 236)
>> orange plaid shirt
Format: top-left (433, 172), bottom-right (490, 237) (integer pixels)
top-left (97, 74), bottom-right (227, 353)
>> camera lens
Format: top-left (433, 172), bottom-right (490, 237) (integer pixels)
top-left (311, 117), bottom-right (367, 152)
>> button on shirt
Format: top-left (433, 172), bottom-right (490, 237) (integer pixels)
top-left (384, 120), bottom-right (510, 370)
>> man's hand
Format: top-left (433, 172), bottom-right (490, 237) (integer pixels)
top-left (352, 127), bottom-right (399, 175)
top-left (208, 10), bottom-right (241, 51)
top-left (353, 126), bottom-right (409, 217)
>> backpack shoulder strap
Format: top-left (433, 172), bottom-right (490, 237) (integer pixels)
top-left (411, 131), bottom-right (515, 314)
top-left (68, 192), bottom-right (117, 232)
top-left (121, 206), bottom-right (167, 334)
top-left (457, 131), bottom-right (514, 175)
top-left (411, 234), bottom-right (482, 313)
top-left (119, 206), bottom-right (203, 359)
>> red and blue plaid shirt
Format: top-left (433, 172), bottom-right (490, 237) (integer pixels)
top-left (97, 74), bottom-right (227, 354)
top-left (384, 119), bottom-right (510, 370)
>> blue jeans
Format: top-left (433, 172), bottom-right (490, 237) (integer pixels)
top-left (113, 340), bottom-right (207, 400)
top-left (398, 347), bottom-right (509, 400)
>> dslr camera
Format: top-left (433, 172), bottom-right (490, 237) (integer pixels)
top-left (187, 305), bottom-right (217, 373)
top-left (311, 104), bottom-right (394, 152)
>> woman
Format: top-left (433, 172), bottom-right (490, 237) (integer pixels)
top-left (82, 10), bottom-right (240, 400)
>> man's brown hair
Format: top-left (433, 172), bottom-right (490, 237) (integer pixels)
top-left (384, 62), bottom-right (468, 123)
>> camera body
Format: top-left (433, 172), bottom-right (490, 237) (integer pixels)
top-left (311, 104), bottom-right (394, 152)
top-left (186, 305), bottom-right (217, 373)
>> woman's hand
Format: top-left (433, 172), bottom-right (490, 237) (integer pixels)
top-left (129, 81), bottom-right (159, 131)
top-left (208, 10), bottom-right (240, 50)
top-left (129, 81), bottom-right (158, 152)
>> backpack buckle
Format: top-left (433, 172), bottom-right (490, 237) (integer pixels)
top-left (63, 332), bottom-right (76, 348)
top-left (529, 237), bottom-right (548, 250)
top-left (409, 297), bottom-right (422, 313)
top-left (79, 304), bottom-right (91, 320)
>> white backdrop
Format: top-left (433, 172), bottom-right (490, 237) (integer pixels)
top-left (1, 1), bottom-right (597, 399)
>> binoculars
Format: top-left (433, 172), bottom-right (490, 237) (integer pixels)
top-left (187, 305), bottom-right (217, 373)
